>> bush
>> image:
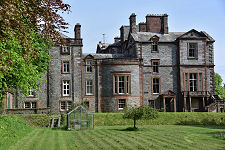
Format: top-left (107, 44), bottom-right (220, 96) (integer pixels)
top-left (123, 106), bottom-right (158, 128)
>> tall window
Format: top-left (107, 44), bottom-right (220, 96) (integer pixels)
top-left (153, 78), bottom-right (160, 94)
top-left (184, 73), bottom-right (188, 91)
top-left (86, 60), bottom-right (92, 73)
top-left (62, 61), bottom-right (70, 73)
top-left (62, 81), bottom-right (70, 96)
top-left (60, 101), bottom-right (72, 111)
top-left (188, 43), bottom-right (197, 58)
top-left (152, 60), bottom-right (159, 73)
top-left (199, 73), bottom-right (202, 91)
top-left (152, 41), bottom-right (158, 52)
top-left (86, 80), bottom-right (93, 95)
top-left (118, 99), bottom-right (126, 110)
top-left (189, 73), bottom-right (197, 91)
top-left (114, 74), bottom-right (130, 95)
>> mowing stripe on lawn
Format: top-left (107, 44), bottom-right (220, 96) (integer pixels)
top-left (39, 129), bottom-right (56, 150)
top-left (96, 128), bottom-right (136, 150)
top-left (90, 129), bottom-right (122, 150)
top-left (9, 129), bottom-right (44, 150)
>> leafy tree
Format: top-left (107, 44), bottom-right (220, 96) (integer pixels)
top-left (123, 105), bottom-right (158, 129)
top-left (214, 72), bottom-right (225, 99)
top-left (0, 0), bottom-right (70, 108)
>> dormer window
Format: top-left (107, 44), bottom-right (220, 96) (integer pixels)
top-left (188, 43), bottom-right (198, 58)
top-left (86, 60), bottom-right (92, 73)
top-left (151, 35), bottom-right (159, 52)
top-left (152, 41), bottom-right (158, 52)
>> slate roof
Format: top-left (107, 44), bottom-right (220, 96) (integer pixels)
top-left (131, 32), bottom-right (185, 42)
top-left (83, 53), bottom-right (125, 59)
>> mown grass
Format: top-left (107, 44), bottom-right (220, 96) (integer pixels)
top-left (7, 125), bottom-right (225, 150)
top-left (1, 112), bottom-right (225, 150)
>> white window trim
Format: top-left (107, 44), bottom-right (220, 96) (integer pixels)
top-left (86, 80), bottom-right (93, 95)
top-left (86, 60), bottom-right (93, 73)
top-left (60, 101), bottom-right (72, 111)
top-left (24, 101), bottom-right (37, 109)
top-left (118, 99), bottom-right (126, 110)
top-left (63, 61), bottom-right (70, 73)
top-left (114, 74), bottom-right (130, 95)
top-left (153, 78), bottom-right (160, 94)
top-left (63, 81), bottom-right (70, 96)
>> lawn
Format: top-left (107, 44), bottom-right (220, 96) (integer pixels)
top-left (6, 125), bottom-right (225, 150)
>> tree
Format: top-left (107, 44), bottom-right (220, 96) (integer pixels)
top-left (214, 72), bottom-right (225, 99)
top-left (0, 0), bottom-right (70, 108)
top-left (123, 105), bottom-right (158, 129)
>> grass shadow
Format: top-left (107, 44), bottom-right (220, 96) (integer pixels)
top-left (110, 127), bottom-right (141, 132)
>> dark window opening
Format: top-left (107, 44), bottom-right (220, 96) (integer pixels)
top-left (153, 78), bottom-right (160, 94)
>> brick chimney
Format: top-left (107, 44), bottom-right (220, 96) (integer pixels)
top-left (129, 13), bottom-right (137, 34)
top-left (74, 23), bottom-right (81, 39)
top-left (146, 14), bottom-right (168, 34)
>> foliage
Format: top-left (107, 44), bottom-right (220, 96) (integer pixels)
top-left (21, 114), bottom-right (52, 128)
top-left (0, 0), bottom-right (70, 107)
top-left (94, 112), bottom-right (225, 126)
top-left (214, 72), bottom-right (225, 99)
top-left (123, 106), bottom-right (158, 128)
top-left (0, 115), bottom-right (33, 149)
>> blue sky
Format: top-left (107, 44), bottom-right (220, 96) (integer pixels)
top-left (62, 0), bottom-right (225, 83)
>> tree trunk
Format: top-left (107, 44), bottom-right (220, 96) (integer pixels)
top-left (134, 118), bottom-right (136, 128)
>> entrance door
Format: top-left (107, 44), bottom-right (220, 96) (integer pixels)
top-left (165, 98), bottom-right (174, 112)
top-left (191, 98), bottom-right (200, 111)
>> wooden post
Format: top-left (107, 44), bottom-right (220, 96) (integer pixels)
top-left (174, 97), bottom-right (176, 112)
top-left (202, 97), bottom-right (205, 109)
top-left (189, 96), bottom-right (192, 112)
top-left (163, 96), bottom-right (166, 112)
top-left (184, 97), bottom-right (186, 112)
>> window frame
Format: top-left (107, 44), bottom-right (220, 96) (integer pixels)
top-left (62, 80), bottom-right (71, 97)
top-left (152, 77), bottom-right (160, 95)
top-left (113, 73), bottom-right (131, 95)
top-left (62, 60), bottom-right (70, 74)
top-left (182, 72), bottom-right (204, 92)
top-left (85, 79), bottom-right (94, 96)
top-left (86, 60), bottom-right (93, 73)
top-left (61, 45), bottom-right (71, 55)
top-left (187, 43), bottom-right (198, 59)
top-left (24, 101), bottom-right (38, 109)
top-left (152, 59), bottom-right (160, 74)
top-left (151, 41), bottom-right (159, 53)
top-left (59, 101), bottom-right (72, 111)
top-left (117, 99), bottom-right (127, 111)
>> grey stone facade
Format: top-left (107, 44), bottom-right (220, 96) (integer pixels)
top-left (5, 13), bottom-right (224, 114)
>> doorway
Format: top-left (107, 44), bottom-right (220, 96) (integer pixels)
top-left (165, 98), bottom-right (174, 112)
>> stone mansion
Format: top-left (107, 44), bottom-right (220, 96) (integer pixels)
top-left (4, 13), bottom-right (224, 114)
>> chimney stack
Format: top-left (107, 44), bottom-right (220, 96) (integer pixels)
top-left (74, 23), bottom-right (81, 39)
top-left (129, 13), bottom-right (137, 34)
top-left (146, 14), bottom-right (168, 34)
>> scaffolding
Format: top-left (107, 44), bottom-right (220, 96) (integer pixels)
top-left (67, 105), bottom-right (94, 130)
